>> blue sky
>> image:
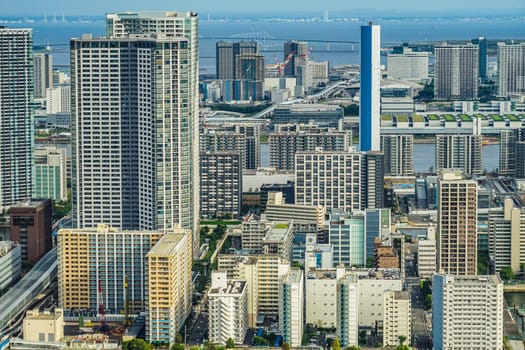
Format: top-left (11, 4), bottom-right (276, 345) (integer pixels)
top-left (0, 0), bottom-right (523, 16)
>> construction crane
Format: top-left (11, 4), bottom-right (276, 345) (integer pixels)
top-left (277, 50), bottom-right (295, 76)
top-left (98, 281), bottom-right (109, 332)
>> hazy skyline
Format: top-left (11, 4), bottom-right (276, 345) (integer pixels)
top-left (0, 0), bottom-right (524, 16)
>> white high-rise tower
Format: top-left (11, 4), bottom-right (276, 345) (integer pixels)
top-left (72, 12), bottom-right (200, 253)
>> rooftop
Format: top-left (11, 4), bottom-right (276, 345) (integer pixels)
top-left (0, 241), bottom-right (16, 258)
top-left (394, 291), bottom-right (410, 300)
top-left (147, 230), bottom-right (189, 256)
top-left (284, 269), bottom-right (303, 284)
top-left (209, 280), bottom-right (247, 296)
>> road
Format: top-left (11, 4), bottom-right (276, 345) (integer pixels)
top-left (406, 277), bottom-right (432, 350)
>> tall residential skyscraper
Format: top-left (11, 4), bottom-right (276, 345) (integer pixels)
top-left (471, 37), bottom-right (488, 80)
top-left (283, 40), bottom-right (308, 77)
top-left (438, 170), bottom-right (478, 275)
top-left (360, 23), bottom-right (381, 152)
top-left (435, 133), bottom-right (482, 176)
top-left (33, 53), bottom-right (53, 99)
top-left (0, 28), bottom-right (34, 209)
top-left (380, 134), bottom-right (414, 176)
top-left (497, 43), bottom-right (525, 97)
top-left (432, 274), bottom-right (503, 350)
top-left (216, 41), bottom-right (259, 79)
top-left (73, 12), bottom-right (200, 252)
top-left (434, 44), bottom-right (479, 100)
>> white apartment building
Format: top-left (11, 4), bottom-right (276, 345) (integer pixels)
top-left (432, 274), bottom-right (503, 350)
top-left (279, 269), bottom-right (304, 347)
top-left (383, 291), bottom-right (411, 347)
top-left (337, 274), bottom-right (359, 348)
top-left (46, 85), bottom-right (70, 115)
top-left (357, 272), bottom-right (403, 327)
top-left (387, 47), bottom-right (429, 82)
top-left (295, 148), bottom-right (385, 212)
top-left (208, 271), bottom-right (248, 345)
top-left (417, 238), bottom-right (437, 278)
top-left (217, 254), bottom-right (290, 320)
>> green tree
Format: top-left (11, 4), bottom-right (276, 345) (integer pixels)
top-left (190, 346), bottom-right (200, 350)
top-left (332, 338), bottom-right (341, 350)
top-left (500, 266), bottom-right (515, 281)
top-left (171, 344), bottom-right (185, 350)
top-left (347, 346), bottom-right (360, 350)
top-left (358, 330), bottom-right (367, 346)
top-left (520, 263), bottom-right (525, 273)
top-left (281, 342), bottom-right (291, 350)
top-left (175, 333), bottom-right (184, 344)
top-left (123, 339), bottom-right (153, 350)
top-left (204, 341), bottom-right (216, 350)
top-left (253, 336), bottom-right (268, 346)
top-left (226, 338), bottom-right (235, 348)
top-left (398, 335), bottom-right (407, 346)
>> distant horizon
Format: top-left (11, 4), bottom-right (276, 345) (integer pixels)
top-left (1, 10), bottom-right (524, 20)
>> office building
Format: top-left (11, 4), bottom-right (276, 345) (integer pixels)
top-left (360, 23), bottom-right (381, 152)
top-left (146, 230), bottom-right (193, 345)
top-left (435, 133), bottom-right (482, 176)
top-left (23, 308), bottom-right (64, 343)
top-left (432, 274), bottom-right (503, 350)
top-left (218, 254), bottom-right (290, 318)
top-left (387, 47), bottom-right (429, 81)
top-left (330, 210), bottom-right (366, 267)
top-left (216, 41), bottom-right (259, 79)
top-left (417, 238), bottom-right (437, 278)
top-left (0, 28), bottom-right (33, 209)
top-left (201, 123), bottom-right (260, 170)
top-left (57, 224), bottom-right (163, 313)
top-left (383, 291), bottom-right (411, 347)
top-left (497, 43), bottom-right (525, 97)
top-left (279, 269), bottom-right (304, 347)
top-left (472, 37), bottom-right (488, 80)
top-left (10, 199), bottom-right (52, 265)
top-left (34, 146), bottom-right (67, 201)
top-left (271, 104), bottom-right (344, 128)
top-left (304, 236), bottom-right (333, 271)
top-left (208, 271), bottom-right (248, 345)
top-left (295, 148), bottom-right (384, 212)
top-left (380, 134), bottom-right (414, 176)
top-left (72, 12), bottom-right (200, 253)
top-left (488, 198), bottom-right (525, 272)
top-left (434, 44), bottom-right (479, 100)
top-left (438, 170), bottom-right (478, 275)
top-left (283, 40), bottom-right (308, 77)
top-left (0, 241), bottom-right (21, 292)
top-left (296, 60), bottom-right (329, 92)
top-left (269, 125), bottom-right (351, 171)
top-left (34, 53), bottom-right (53, 99)
top-left (46, 85), bottom-right (70, 115)
top-left (200, 152), bottom-right (242, 219)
